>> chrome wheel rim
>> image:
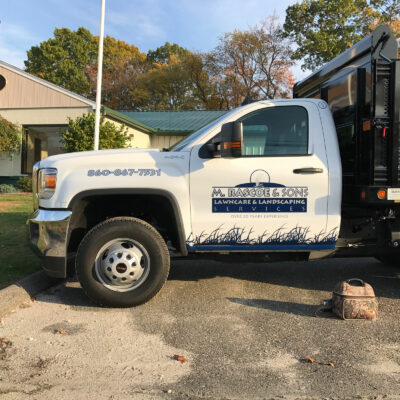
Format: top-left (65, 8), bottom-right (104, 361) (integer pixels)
top-left (94, 238), bottom-right (150, 292)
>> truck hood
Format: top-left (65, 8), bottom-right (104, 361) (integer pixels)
top-left (37, 147), bottom-right (190, 209)
top-left (39, 148), bottom-right (161, 167)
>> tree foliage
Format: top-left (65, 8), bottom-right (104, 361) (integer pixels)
top-left (24, 19), bottom-right (295, 111)
top-left (62, 113), bottom-right (129, 152)
top-left (284, 0), bottom-right (400, 71)
top-left (0, 117), bottom-right (21, 156)
top-left (86, 36), bottom-right (147, 110)
top-left (208, 16), bottom-right (295, 108)
top-left (147, 42), bottom-right (189, 64)
top-left (134, 54), bottom-right (210, 110)
top-left (25, 27), bottom-right (97, 96)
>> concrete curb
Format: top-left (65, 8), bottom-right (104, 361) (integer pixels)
top-left (0, 271), bottom-right (62, 318)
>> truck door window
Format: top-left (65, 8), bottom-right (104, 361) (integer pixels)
top-left (240, 106), bottom-right (308, 156)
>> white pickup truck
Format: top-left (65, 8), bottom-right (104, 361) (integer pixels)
top-left (28, 99), bottom-right (347, 307)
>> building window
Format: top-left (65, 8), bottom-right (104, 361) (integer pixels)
top-left (0, 74), bottom-right (6, 91)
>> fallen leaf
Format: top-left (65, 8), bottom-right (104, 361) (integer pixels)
top-left (320, 361), bottom-right (335, 367)
top-left (173, 354), bottom-right (187, 363)
top-left (301, 356), bottom-right (334, 367)
top-left (0, 337), bottom-right (12, 359)
top-left (31, 297), bottom-right (36, 302)
top-left (0, 337), bottom-right (12, 349)
top-left (55, 329), bottom-right (67, 335)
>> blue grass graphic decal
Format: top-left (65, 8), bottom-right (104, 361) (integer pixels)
top-left (186, 225), bottom-right (338, 248)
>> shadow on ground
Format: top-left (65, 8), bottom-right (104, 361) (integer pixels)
top-left (168, 257), bottom-right (400, 299)
top-left (227, 297), bottom-right (321, 316)
top-left (38, 256), bottom-right (400, 308)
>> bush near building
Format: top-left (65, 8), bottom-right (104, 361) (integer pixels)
top-left (0, 184), bottom-right (17, 193)
top-left (62, 113), bottom-right (129, 152)
top-left (16, 176), bottom-right (33, 192)
top-left (0, 117), bottom-right (21, 156)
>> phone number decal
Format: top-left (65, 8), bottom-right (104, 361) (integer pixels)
top-left (88, 168), bottom-right (161, 177)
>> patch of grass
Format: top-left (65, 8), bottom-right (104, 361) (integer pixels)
top-left (0, 194), bottom-right (41, 289)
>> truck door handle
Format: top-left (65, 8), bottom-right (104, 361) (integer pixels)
top-left (293, 167), bottom-right (323, 174)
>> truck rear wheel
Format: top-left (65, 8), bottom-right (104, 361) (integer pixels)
top-left (76, 217), bottom-right (170, 307)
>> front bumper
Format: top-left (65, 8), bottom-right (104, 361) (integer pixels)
top-left (27, 209), bottom-right (72, 278)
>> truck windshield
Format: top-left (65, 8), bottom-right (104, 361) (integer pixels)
top-left (170, 114), bottom-right (229, 151)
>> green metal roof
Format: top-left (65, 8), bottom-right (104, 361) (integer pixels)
top-left (102, 107), bottom-right (156, 134)
top-left (118, 110), bottom-right (229, 135)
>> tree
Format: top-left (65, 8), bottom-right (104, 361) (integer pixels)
top-left (147, 42), bottom-right (189, 64)
top-left (137, 43), bottom-right (210, 110)
top-left (209, 16), bottom-right (295, 108)
top-left (133, 54), bottom-right (197, 110)
top-left (25, 28), bottom-right (147, 108)
top-left (364, 0), bottom-right (400, 36)
top-left (0, 117), bottom-right (21, 156)
top-left (284, 0), bottom-right (400, 71)
top-left (181, 52), bottom-right (222, 109)
top-left (62, 113), bottom-right (129, 152)
top-left (25, 27), bottom-right (97, 96)
top-left (134, 44), bottom-right (220, 110)
top-left (86, 36), bottom-right (147, 110)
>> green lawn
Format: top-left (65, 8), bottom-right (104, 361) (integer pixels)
top-left (0, 194), bottom-right (41, 289)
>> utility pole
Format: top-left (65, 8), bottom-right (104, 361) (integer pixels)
top-left (94, 0), bottom-right (105, 151)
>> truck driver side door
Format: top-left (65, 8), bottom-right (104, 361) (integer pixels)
top-left (188, 103), bottom-right (335, 252)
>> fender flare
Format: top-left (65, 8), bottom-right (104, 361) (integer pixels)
top-left (68, 188), bottom-right (188, 256)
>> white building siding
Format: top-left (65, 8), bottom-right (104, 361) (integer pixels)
top-left (103, 117), bottom-right (151, 149)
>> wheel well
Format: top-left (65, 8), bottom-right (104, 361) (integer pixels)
top-left (67, 193), bottom-right (185, 258)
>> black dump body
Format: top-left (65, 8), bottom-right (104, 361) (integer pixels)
top-left (294, 25), bottom-right (400, 208)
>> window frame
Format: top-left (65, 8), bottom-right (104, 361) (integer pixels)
top-left (238, 105), bottom-right (310, 158)
top-left (199, 105), bottom-right (312, 159)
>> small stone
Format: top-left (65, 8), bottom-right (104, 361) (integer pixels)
top-left (167, 389), bottom-right (172, 394)
top-left (28, 338), bottom-right (34, 341)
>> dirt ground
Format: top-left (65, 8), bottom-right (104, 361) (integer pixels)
top-left (0, 257), bottom-right (400, 400)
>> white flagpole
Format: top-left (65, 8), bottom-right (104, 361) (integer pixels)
top-left (94, 0), bottom-right (105, 151)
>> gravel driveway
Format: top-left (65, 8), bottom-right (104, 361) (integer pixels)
top-left (0, 257), bottom-right (399, 399)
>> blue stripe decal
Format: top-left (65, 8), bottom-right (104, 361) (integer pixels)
top-left (187, 243), bottom-right (335, 251)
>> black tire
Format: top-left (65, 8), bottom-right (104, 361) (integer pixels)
top-left (376, 255), bottom-right (399, 268)
top-left (76, 217), bottom-right (170, 307)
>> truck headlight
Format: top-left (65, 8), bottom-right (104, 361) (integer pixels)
top-left (38, 168), bottom-right (57, 199)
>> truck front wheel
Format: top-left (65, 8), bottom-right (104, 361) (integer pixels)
top-left (76, 217), bottom-right (170, 307)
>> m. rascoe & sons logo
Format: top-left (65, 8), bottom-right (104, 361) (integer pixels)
top-left (212, 169), bottom-right (308, 213)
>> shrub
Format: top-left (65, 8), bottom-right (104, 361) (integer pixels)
top-left (16, 176), bottom-right (33, 192)
top-left (61, 113), bottom-right (129, 152)
top-left (0, 184), bottom-right (17, 193)
top-left (0, 117), bottom-right (21, 156)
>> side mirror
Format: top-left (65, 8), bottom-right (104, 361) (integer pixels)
top-left (200, 121), bottom-right (243, 159)
top-left (220, 121), bottom-right (243, 158)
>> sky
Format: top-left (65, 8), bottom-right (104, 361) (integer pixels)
top-left (0, 0), bottom-right (308, 82)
